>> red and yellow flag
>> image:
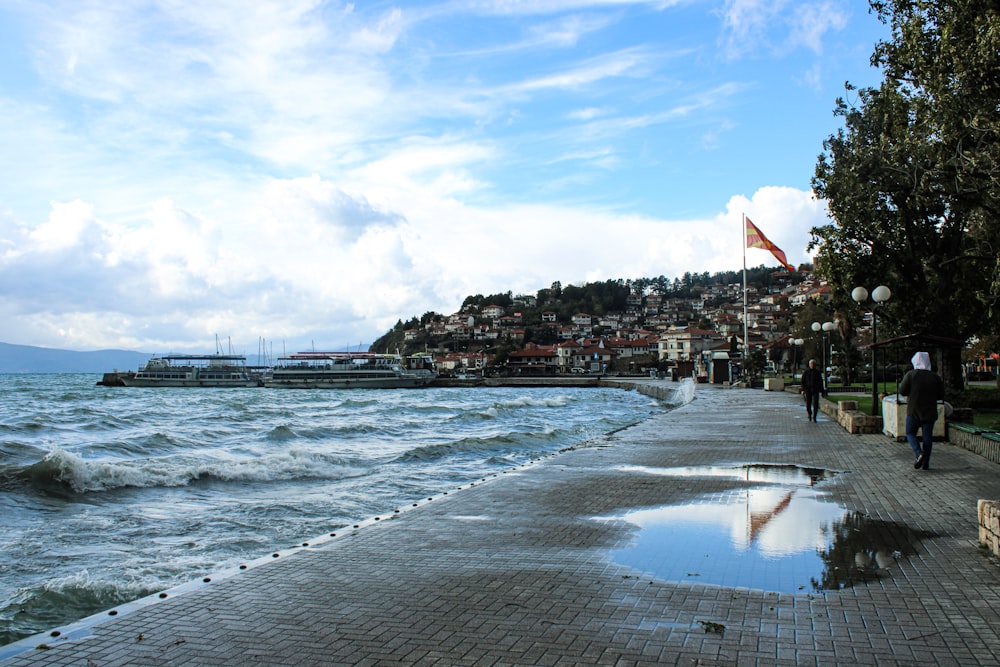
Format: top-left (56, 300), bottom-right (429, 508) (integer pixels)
top-left (745, 217), bottom-right (794, 272)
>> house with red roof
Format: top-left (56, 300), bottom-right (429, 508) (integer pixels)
top-left (507, 344), bottom-right (559, 374)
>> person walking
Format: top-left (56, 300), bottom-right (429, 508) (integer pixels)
top-left (899, 351), bottom-right (945, 470)
top-left (800, 358), bottom-right (825, 422)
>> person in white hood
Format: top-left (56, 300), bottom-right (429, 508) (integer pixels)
top-left (899, 351), bottom-right (945, 470)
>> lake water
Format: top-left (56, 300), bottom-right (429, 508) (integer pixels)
top-left (0, 374), bottom-right (691, 646)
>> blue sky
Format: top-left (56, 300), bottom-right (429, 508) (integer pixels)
top-left (0, 0), bottom-right (888, 354)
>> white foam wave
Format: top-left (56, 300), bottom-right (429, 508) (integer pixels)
top-left (38, 446), bottom-right (361, 493)
top-left (39, 569), bottom-right (156, 601)
top-left (675, 377), bottom-right (697, 405)
top-left (496, 395), bottom-right (569, 409)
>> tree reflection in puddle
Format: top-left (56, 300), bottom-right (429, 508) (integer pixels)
top-left (604, 464), bottom-right (933, 593)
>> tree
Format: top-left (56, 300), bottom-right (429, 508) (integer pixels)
top-left (811, 0), bottom-right (1000, 391)
top-left (832, 309), bottom-right (858, 386)
top-left (871, 0), bottom-right (1000, 322)
top-left (791, 300), bottom-right (837, 369)
top-left (746, 348), bottom-right (768, 380)
top-left (490, 343), bottom-right (515, 368)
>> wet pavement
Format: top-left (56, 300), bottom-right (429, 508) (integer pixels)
top-left (4, 382), bottom-right (1000, 666)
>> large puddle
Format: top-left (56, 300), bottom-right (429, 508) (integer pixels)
top-left (603, 464), bottom-right (932, 594)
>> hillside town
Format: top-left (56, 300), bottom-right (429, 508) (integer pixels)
top-left (385, 269), bottom-right (836, 382)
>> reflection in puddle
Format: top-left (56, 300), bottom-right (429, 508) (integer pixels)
top-left (618, 463), bottom-right (835, 486)
top-left (605, 464), bottom-right (931, 594)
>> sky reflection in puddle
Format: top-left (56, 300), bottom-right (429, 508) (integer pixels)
top-left (604, 464), bottom-right (929, 594)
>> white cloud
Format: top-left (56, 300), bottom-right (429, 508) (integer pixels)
top-left (0, 0), bottom-right (882, 352)
top-left (567, 106), bottom-right (612, 121)
top-left (523, 14), bottom-right (616, 48)
top-left (502, 47), bottom-right (651, 93)
top-left (31, 1), bottom-right (397, 168)
top-left (347, 8), bottom-right (405, 52)
top-left (725, 186), bottom-right (827, 268)
top-left (461, 0), bottom-right (682, 15)
top-left (788, 2), bottom-right (849, 54)
top-left (720, 0), bottom-right (849, 59)
top-left (720, 0), bottom-right (782, 58)
top-left (350, 138), bottom-right (495, 199)
top-left (27, 200), bottom-right (102, 252)
top-left (0, 178), bottom-right (824, 351)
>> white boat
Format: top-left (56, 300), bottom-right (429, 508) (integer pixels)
top-left (120, 354), bottom-right (261, 388)
top-left (264, 352), bottom-right (436, 389)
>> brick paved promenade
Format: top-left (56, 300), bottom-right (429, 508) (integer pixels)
top-left (4, 382), bottom-right (1000, 666)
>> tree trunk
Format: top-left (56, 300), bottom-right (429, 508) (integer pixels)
top-left (941, 347), bottom-right (965, 396)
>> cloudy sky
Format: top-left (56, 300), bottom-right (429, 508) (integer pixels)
top-left (0, 0), bottom-right (888, 355)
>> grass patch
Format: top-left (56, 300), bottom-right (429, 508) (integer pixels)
top-left (973, 412), bottom-right (1000, 430)
top-left (826, 394), bottom-right (875, 414)
top-left (828, 382), bottom-right (897, 394)
top-left (961, 386), bottom-right (1000, 408)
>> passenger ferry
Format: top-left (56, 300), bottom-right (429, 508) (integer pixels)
top-left (264, 352), bottom-right (436, 389)
top-left (120, 354), bottom-right (261, 387)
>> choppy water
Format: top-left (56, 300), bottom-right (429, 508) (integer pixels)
top-left (0, 374), bottom-right (691, 646)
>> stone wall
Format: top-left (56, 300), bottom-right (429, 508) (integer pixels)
top-left (819, 397), bottom-right (883, 434)
top-left (979, 500), bottom-right (1000, 556)
top-left (948, 424), bottom-right (1000, 466)
top-left (599, 379), bottom-right (681, 402)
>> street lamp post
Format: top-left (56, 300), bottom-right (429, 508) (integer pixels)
top-left (811, 322), bottom-right (822, 385)
top-left (811, 321), bottom-right (835, 391)
top-left (791, 337), bottom-right (804, 376)
top-left (823, 321), bottom-right (836, 386)
top-left (852, 285), bottom-right (892, 416)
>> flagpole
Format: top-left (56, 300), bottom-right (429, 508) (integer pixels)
top-left (742, 213), bottom-right (749, 378)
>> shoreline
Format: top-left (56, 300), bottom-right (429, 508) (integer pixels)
top-left (0, 378), bottom-right (689, 659)
top-left (6, 382), bottom-right (1000, 665)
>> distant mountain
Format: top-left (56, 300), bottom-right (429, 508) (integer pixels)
top-left (0, 342), bottom-right (152, 374)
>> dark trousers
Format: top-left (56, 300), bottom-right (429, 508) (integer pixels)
top-left (804, 392), bottom-right (820, 418)
top-left (906, 415), bottom-right (935, 466)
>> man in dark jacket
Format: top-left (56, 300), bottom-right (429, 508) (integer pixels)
top-left (800, 358), bottom-right (825, 422)
top-left (899, 351), bottom-right (945, 470)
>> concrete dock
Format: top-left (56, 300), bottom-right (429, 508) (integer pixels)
top-left (4, 382), bottom-right (1000, 666)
